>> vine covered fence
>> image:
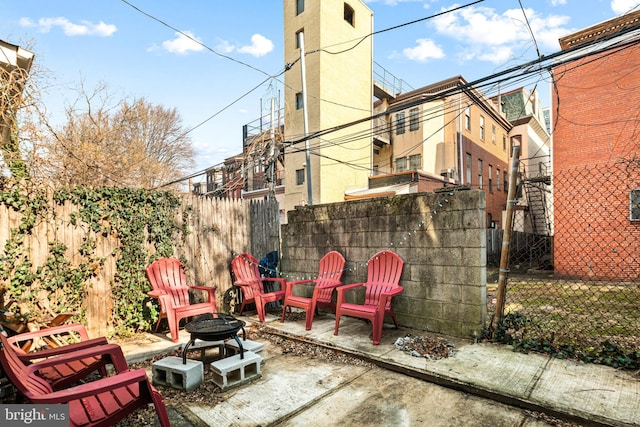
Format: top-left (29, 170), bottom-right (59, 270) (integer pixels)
top-left (0, 185), bottom-right (279, 339)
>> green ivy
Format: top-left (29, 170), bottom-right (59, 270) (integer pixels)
top-left (488, 312), bottom-right (639, 370)
top-left (53, 186), bottom-right (181, 337)
top-left (1, 182), bottom-right (183, 338)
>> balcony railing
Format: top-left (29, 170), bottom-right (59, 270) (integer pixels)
top-left (373, 61), bottom-right (414, 98)
top-left (242, 108), bottom-right (285, 143)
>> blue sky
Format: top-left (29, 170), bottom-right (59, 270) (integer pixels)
top-left (1, 0), bottom-right (639, 177)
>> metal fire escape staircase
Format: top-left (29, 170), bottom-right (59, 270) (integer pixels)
top-left (519, 162), bottom-right (552, 269)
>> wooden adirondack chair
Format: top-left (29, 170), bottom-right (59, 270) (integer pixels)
top-left (6, 324), bottom-right (110, 389)
top-left (231, 253), bottom-right (287, 322)
top-left (281, 251), bottom-right (346, 330)
top-left (146, 257), bottom-right (217, 342)
top-left (334, 250), bottom-right (405, 345)
top-left (0, 333), bottom-right (170, 427)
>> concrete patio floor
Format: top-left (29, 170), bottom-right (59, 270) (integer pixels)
top-left (120, 311), bottom-right (640, 427)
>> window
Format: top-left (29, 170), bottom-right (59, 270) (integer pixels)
top-left (510, 135), bottom-right (522, 158)
top-left (296, 29), bottom-right (304, 49)
top-left (465, 153), bottom-right (472, 185)
top-left (296, 169), bottom-right (305, 185)
top-left (395, 157), bottom-right (407, 172)
top-left (503, 135), bottom-right (507, 151)
top-left (254, 159), bottom-right (264, 174)
top-left (409, 154), bottom-right (421, 170)
top-left (496, 168), bottom-right (501, 191)
top-left (491, 125), bottom-right (496, 143)
top-left (296, 0), bottom-right (304, 15)
top-left (503, 171), bottom-right (508, 192)
top-left (409, 107), bottom-right (420, 131)
top-left (296, 92), bottom-right (303, 110)
top-left (396, 112), bottom-right (405, 135)
top-left (464, 106), bottom-right (471, 130)
top-left (344, 3), bottom-right (355, 26)
top-left (488, 165), bottom-right (493, 193)
top-left (480, 116), bottom-right (485, 140)
top-left (631, 189), bottom-right (640, 220)
top-left (477, 159), bottom-right (483, 189)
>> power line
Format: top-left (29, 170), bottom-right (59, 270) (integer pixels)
top-left (285, 26), bottom-right (640, 148)
top-left (119, 0), bottom-right (272, 78)
top-left (160, 4), bottom-right (640, 188)
top-left (317, 0), bottom-right (485, 55)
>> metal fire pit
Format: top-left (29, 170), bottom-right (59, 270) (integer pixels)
top-left (182, 314), bottom-right (246, 364)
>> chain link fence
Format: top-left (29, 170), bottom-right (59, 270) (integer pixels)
top-left (488, 159), bottom-right (639, 366)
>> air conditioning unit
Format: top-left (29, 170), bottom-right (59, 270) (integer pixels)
top-left (440, 168), bottom-right (454, 179)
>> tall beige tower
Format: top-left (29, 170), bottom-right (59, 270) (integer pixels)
top-left (283, 0), bottom-right (373, 216)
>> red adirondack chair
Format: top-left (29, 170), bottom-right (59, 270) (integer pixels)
top-left (146, 257), bottom-right (217, 342)
top-left (231, 253), bottom-right (287, 322)
top-left (334, 250), bottom-right (405, 345)
top-left (0, 334), bottom-right (170, 427)
top-left (281, 251), bottom-right (346, 330)
top-left (6, 323), bottom-right (110, 389)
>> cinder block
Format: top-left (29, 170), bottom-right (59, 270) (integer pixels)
top-left (224, 338), bottom-right (264, 356)
top-left (210, 351), bottom-right (262, 390)
top-left (152, 356), bottom-right (203, 391)
top-left (182, 339), bottom-right (225, 361)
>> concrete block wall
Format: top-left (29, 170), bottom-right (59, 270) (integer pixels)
top-left (280, 188), bottom-right (487, 339)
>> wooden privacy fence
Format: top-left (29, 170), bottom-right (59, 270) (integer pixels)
top-left (0, 190), bottom-right (279, 338)
top-left (174, 194), bottom-right (281, 305)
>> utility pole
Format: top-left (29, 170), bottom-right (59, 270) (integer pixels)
top-left (268, 97), bottom-right (276, 201)
top-left (492, 144), bottom-right (521, 334)
top-left (299, 31), bottom-right (313, 206)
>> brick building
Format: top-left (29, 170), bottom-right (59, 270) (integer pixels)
top-left (552, 11), bottom-right (640, 280)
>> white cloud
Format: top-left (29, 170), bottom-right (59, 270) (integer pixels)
top-left (237, 34), bottom-right (274, 57)
top-left (214, 39), bottom-right (235, 54)
top-left (402, 38), bottom-right (445, 62)
top-left (477, 46), bottom-right (515, 64)
top-left (611, 0), bottom-right (640, 14)
top-left (19, 16), bottom-right (116, 36)
top-left (429, 5), bottom-right (574, 64)
top-left (162, 31), bottom-right (204, 55)
top-left (216, 34), bottom-right (273, 57)
top-left (550, 0), bottom-right (567, 5)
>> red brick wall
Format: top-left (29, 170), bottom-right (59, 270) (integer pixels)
top-left (552, 44), bottom-right (640, 280)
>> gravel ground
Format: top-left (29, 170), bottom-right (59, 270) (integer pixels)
top-left (115, 322), bottom-right (375, 426)
top-left (0, 315), bottom-right (582, 427)
top-left (114, 322), bottom-right (580, 427)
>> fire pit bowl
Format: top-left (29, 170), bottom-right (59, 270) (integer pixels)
top-left (182, 313), bottom-right (246, 364)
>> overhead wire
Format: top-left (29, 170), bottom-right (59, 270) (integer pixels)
top-left (120, 0), bottom-right (273, 78)
top-left (287, 25), bottom-right (633, 169)
top-left (289, 95), bottom-right (475, 173)
top-left (283, 32), bottom-right (640, 174)
top-left (120, 0), bottom-right (487, 187)
top-left (284, 26), bottom-right (640, 150)
top-left (316, 0), bottom-right (486, 55)
top-left (159, 2), bottom-right (640, 187)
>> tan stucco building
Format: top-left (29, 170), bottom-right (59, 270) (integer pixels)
top-left (282, 0), bottom-right (373, 216)
top-left (369, 76), bottom-right (512, 228)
